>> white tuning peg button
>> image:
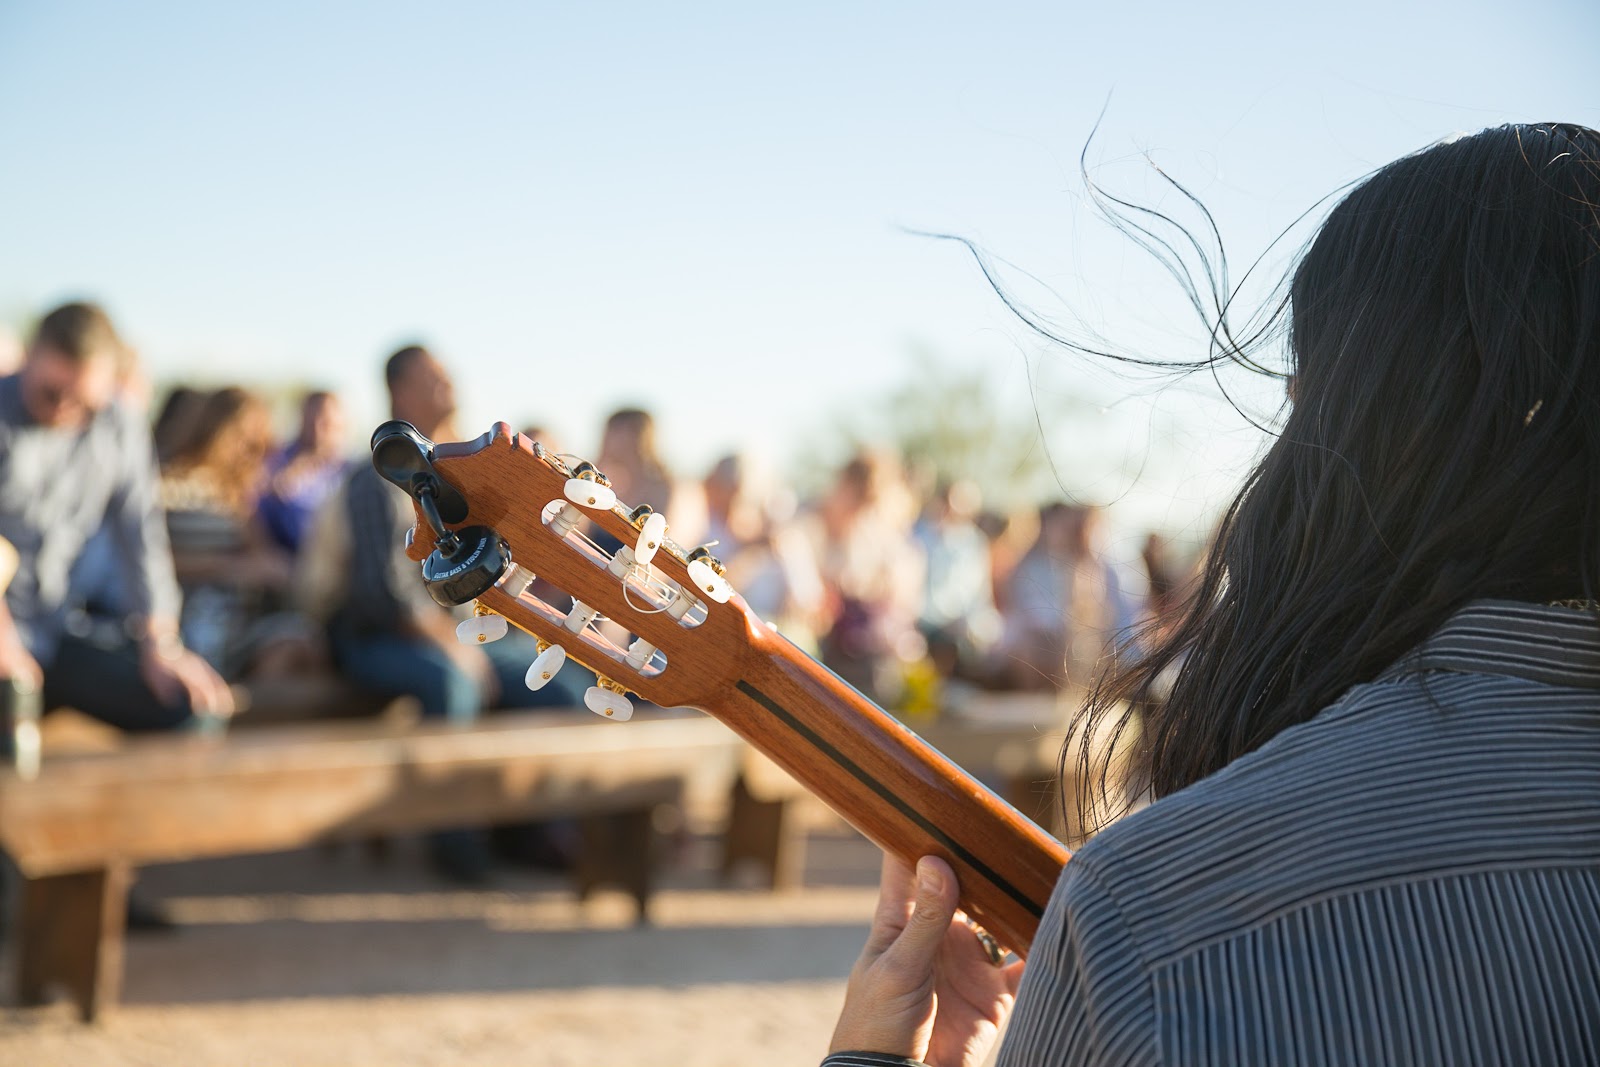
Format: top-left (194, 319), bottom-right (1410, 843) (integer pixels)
top-left (564, 478), bottom-right (617, 510)
top-left (525, 643), bottom-right (568, 690)
top-left (584, 686), bottom-right (634, 721)
top-left (686, 558), bottom-right (734, 604)
top-left (634, 512), bottom-right (669, 566)
top-left (456, 614), bottom-right (509, 645)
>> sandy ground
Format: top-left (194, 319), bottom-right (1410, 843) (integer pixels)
top-left (0, 830), bottom-right (888, 1066)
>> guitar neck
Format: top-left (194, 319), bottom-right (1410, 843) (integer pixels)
top-left (713, 623), bottom-right (1070, 957)
top-left (390, 422), bottom-right (1068, 954)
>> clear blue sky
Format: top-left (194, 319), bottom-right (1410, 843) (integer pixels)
top-left (2, 1), bottom-right (1595, 532)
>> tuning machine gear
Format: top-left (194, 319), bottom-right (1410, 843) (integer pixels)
top-left (563, 462), bottom-right (617, 510)
top-left (685, 545), bottom-right (733, 604)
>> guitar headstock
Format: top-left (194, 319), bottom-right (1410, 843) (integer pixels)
top-left (373, 420), bottom-right (763, 719)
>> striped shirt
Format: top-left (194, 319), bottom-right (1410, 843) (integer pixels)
top-left (330, 461), bottom-right (447, 636)
top-left (826, 600), bottom-right (1600, 1067)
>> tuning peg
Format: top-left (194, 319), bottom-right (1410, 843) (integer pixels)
top-left (584, 677), bottom-right (634, 721)
top-left (625, 638), bottom-right (658, 672)
top-left (525, 640), bottom-right (567, 691)
top-left (544, 499), bottom-right (585, 539)
top-left (497, 563), bottom-right (536, 599)
top-left (563, 462), bottom-right (617, 510)
top-left (685, 547), bottom-right (733, 604)
top-left (633, 510), bottom-right (669, 566)
top-left (666, 588), bottom-right (704, 620)
top-left (456, 611), bottom-right (508, 645)
top-left (607, 545), bottom-right (637, 578)
top-left (564, 599), bottom-right (600, 634)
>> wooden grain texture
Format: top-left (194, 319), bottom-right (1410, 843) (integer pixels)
top-left (17, 862), bottom-right (129, 1021)
top-left (0, 710), bottom-right (739, 1019)
top-left (404, 424), bottom-right (1071, 954)
top-left (0, 711), bottom-right (739, 878)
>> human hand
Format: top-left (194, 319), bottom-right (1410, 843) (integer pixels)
top-left (445, 641), bottom-right (500, 706)
top-left (829, 855), bottom-right (1024, 1067)
top-left (140, 643), bottom-right (235, 718)
top-left (0, 631), bottom-right (43, 691)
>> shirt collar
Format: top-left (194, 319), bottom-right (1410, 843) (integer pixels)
top-left (1380, 599), bottom-right (1600, 690)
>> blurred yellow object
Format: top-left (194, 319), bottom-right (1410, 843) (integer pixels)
top-left (897, 654), bottom-right (943, 722)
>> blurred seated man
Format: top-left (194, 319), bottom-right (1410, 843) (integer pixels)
top-left (0, 302), bottom-right (232, 729)
top-left (328, 345), bottom-right (587, 722)
top-left (328, 346), bottom-right (590, 881)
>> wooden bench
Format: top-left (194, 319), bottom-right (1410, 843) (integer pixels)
top-left (0, 708), bottom-right (742, 1021)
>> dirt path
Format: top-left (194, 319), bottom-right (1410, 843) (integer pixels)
top-left (0, 832), bottom-right (884, 1066)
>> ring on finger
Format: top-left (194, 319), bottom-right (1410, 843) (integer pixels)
top-left (967, 920), bottom-right (1007, 967)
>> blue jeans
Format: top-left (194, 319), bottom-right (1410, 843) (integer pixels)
top-left (331, 626), bottom-right (591, 722)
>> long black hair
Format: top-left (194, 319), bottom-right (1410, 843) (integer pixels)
top-left (1044, 122), bottom-right (1600, 825)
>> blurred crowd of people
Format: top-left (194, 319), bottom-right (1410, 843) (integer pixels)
top-left (3, 302), bottom-right (1196, 741)
top-left (0, 300), bottom-right (1199, 891)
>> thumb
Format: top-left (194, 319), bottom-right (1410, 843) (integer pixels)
top-left (882, 857), bottom-right (959, 973)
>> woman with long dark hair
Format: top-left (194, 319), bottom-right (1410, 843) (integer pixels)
top-left (825, 122), bottom-right (1600, 1065)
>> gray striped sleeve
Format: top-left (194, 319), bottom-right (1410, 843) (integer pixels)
top-left (999, 855), bottom-right (1157, 1067)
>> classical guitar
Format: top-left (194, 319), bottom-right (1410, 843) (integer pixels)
top-left (372, 420), bottom-right (1069, 955)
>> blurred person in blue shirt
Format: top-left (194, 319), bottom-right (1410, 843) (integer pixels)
top-left (257, 390), bottom-right (348, 555)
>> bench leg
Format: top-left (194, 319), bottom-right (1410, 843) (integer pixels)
top-left (16, 863), bottom-right (130, 1022)
top-left (720, 775), bottom-right (806, 890)
top-left (574, 806), bottom-right (663, 923)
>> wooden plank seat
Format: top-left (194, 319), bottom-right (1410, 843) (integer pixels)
top-left (0, 708), bottom-right (742, 1021)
